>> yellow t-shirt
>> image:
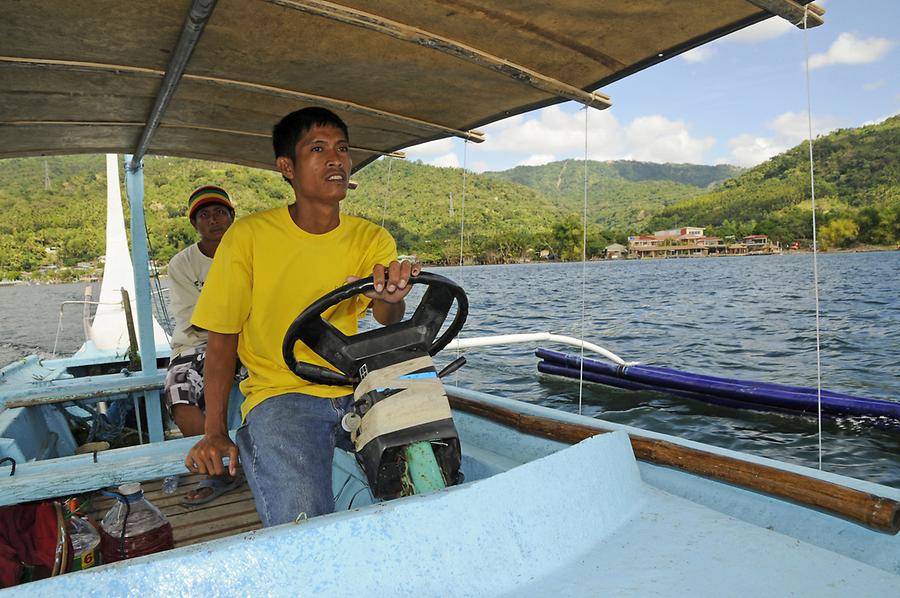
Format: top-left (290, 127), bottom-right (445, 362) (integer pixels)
top-left (191, 206), bottom-right (397, 420)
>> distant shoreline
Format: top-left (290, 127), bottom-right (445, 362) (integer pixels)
top-left (3, 246), bottom-right (897, 286)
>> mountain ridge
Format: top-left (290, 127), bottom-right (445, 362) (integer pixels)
top-left (1, 115), bottom-right (897, 278)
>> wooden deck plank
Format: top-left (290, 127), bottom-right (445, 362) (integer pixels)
top-left (167, 494), bottom-right (259, 525)
top-left (174, 521), bottom-right (263, 548)
top-left (77, 474), bottom-right (261, 551)
top-left (89, 474), bottom-right (247, 511)
top-left (173, 510), bottom-right (262, 546)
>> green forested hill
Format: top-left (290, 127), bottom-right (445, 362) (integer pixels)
top-left (485, 160), bottom-right (741, 230)
top-left (0, 154), bottom-right (571, 276)
top-left (1, 115), bottom-right (896, 279)
top-left (2, 153), bottom-right (730, 277)
top-left (0, 154), bottom-right (294, 277)
top-left (644, 115), bottom-right (900, 247)
top-left (347, 159), bottom-right (563, 263)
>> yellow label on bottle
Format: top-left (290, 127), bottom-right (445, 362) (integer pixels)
top-left (73, 548), bottom-right (97, 570)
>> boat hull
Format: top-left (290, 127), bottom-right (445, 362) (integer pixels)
top-left (2, 387), bottom-right (898, 595)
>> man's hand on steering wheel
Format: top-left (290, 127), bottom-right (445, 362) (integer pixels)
top-left (348, 259), bottom-right (421, 304)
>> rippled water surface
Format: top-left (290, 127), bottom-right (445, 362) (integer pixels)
top-left (2, 252), bottom-right (898, 486)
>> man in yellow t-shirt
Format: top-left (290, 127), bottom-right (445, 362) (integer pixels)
top-left (185, 107), bottom-right (419, 526)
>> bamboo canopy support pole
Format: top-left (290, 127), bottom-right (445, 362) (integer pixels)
top-left (746, 0), bottom-right (825, 28)
top-left (448, 394), bottom-right (900, 534)
top-left (121, 288), bottom-right (141, 371)
top-left (81, 285), bottom-right (93, 343)
top-left (266, 0), bottom-right (612, 109)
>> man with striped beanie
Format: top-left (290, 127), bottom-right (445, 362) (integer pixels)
top-left (164, 184), bottom-right (241, 506)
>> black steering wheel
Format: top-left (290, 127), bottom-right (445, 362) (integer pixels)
top-left (282, 272), bottom-right (468, 386)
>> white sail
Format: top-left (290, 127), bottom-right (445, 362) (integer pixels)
top-left (77, 154), bottom-right (169, 356)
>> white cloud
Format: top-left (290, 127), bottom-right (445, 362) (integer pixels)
top-left (427, 153), bottom-right (460, 168)
top-left (623, 116), bottom-right (715, 163)
top-left (482, 107), bottom-right (616, 155)
top-left (681, 46), bottom-right (717, 63)
top-left (862, 112), bottom-right (899, 127)
top-left (863, 80), bottom-right (885, 91)
top-left (404, 138), bottom-right (454, 158)
top-left (726, 17), bottom-right (793, 43)
top-left (728, 134), bottom-right (785, 168)
top-left (470, 160), bottom-right (491, 173)
top-left (727, 111), bottom-right (841, 166)
top-left (478, 105), bottom-right (714, 164)
top-left (518, 154), bottom-right (556, 167)
top-left (809, 33), bottom-right (895, 69)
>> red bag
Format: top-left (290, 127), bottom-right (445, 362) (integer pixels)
top-left (0, 501), bottom-right (72, 587)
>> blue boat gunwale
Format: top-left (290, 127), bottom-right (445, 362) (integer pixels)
top-left (4, 382), bottom-right (897, 536)
top-left (447, 389), bottom-right (900, 535)
top-left (3, 385), bottom-right (899, 593)
top-left (10, 425), bottom-right (899, 597)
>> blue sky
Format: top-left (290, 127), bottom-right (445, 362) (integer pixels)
top-left (403, 0), bottom-right (897, 172)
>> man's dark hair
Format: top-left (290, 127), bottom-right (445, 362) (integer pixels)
top-left (272, 107), bottom-right (349, 183)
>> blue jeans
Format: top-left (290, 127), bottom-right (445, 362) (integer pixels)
top-left (236, 392), bottom-right (355, 527)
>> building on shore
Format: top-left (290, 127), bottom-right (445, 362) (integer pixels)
top-left (605, 243), bottom-right (628, 259)
top-left (654, 227), bottom-right (705, 240)
top-left (627, 227), bottom-right (778, 259)
top-left (742, 235), bottom-right (775, 253)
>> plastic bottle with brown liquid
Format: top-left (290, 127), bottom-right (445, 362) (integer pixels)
top-left (99, 482), bottom-right (174, 563)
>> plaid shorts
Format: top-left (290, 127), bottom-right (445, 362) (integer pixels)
top-left (164, 347), bottom-right (206, 414)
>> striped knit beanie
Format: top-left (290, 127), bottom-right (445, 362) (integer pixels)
top-left (187, 185), bottom-right (234, 219)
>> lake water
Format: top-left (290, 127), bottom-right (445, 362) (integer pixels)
top-left (1, 252), bottom-right (898, 487)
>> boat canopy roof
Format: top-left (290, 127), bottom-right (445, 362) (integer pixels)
top-left (0, 0), bottom-right (822, 173)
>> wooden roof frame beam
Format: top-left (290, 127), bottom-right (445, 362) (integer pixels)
top-left (0, 57), bottom-right (485, 144)
top-left (746, 1), bottom-right (825, 28)
top-left (265, 0), bottom-right (613, 109)
top-left (131, 0), bottom-right (219, 168)
top-left (0, 120), bottom-right (406, 159)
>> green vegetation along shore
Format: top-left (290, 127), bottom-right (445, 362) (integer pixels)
top-left (0, 115), bottom-right (896, 282)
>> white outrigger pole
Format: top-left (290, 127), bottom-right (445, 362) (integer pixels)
top-left (448, 333), bottom-right (633, 366)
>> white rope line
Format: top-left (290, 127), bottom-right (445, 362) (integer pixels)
top-left (51, 309), bottom-right (65, 358)
top-left (52, 299), bottom-right (124, 357)
top-left (579, 106), bottom-right (589, 416)
top-left (455, 140), bottom-right (469, 377)
top-left (380, 156), bottom-right (393, 228)
top-left (803, 7), bottom-right (824, 470)
top-left (459, 140), bottom-right (468, 274)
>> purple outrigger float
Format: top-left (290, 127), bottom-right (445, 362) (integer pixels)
top-left (537, 348), bottom-right (900, 423)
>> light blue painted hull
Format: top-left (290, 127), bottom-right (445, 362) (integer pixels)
top-left (1, 375), bottom-right (898, 595)
top-left (5, 427), bottom-right (899, 596)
